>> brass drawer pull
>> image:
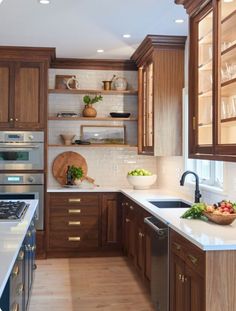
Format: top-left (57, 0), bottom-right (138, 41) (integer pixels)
top-left (12, 265), bottom-right (19, 277)
top-left (11, 303), bottom-right (19, 311)
top-left (68, 209), bottom-right (81, 214)
top-left (68, 221), bottom-right (81, 226)
top-left (188, 254), bottom-right (198, 265)
top-left (68, 198), bottom-right (81, 203)
top-left (125, 218), bottom-right (130, 223)
top-left (17, 283), bottom-right (24, 295)
top-left (17, 250), bottom-right (24, 261)
top-left (68, 237), bottom-right (81, 242)
top-left (129, 205), bottom-right (134, 210)
top-left (178, 274), bottom-right (182, 281)
top-left (174, 242), bottom-right (181, 251)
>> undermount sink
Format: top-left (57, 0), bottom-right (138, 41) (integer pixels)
top-left (148, 200), bottom-right (191, 208)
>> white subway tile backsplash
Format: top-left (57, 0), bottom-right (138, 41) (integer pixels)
top-left (48, 68), bottom-right (157, 188)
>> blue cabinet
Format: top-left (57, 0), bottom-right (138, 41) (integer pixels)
top-left (0, 217), bottom-right (36, 311)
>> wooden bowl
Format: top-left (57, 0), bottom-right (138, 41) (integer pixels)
top-left (203, 211), bottom-right (236, 225)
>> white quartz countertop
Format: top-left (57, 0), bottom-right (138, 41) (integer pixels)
top-left (47, 186), bottom-right (236, 251)
top-left (0, 200), bottom-right (38, 298)
top-left (47, 186), bottom-right (119, 192)
top-left (121, 189), bottom-right (236, 251)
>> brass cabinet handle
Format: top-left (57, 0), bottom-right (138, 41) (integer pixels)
top-left (178, 274), bottom-right (182, 281)
top-left (9, 118), bottom-right (14, 122)
top-left (125, 218), bottom-right (130, 223)
top-left (188, 254), bottom-right (198, 265)
top-left (68, 221), bottom-right (81, 226)
top-left (15, 118), bottom-right (18, 122)
top-left (12, 265), bottom-right (19, 277)
top-left (68, 198), bottom-right (81, 203)
top-left (17, 250), bottom-right (24, 261)
top-left (31, 245), bottom-right (36, 252)
top-left (138, 232), bottom-right (144, 238)
top-left (27, 230), bottom-right (32, 237)
top-left (129, 205), bottom-right (134, 210)
top-left (68, 237), bottom-right (81, 242)
top-left (11, 303), bottom-right (19, 311)
top-left (68, 209), bottom-right (81, 214)
top-left (173, 242), bottom-right (181, 251)
top-left (17, 283), bottom-right (24, 295)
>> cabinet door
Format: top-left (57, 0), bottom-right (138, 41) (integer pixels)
top-left (191, 3), bottom-right (214, 155)
top-left (217, 0), bottom-right (236, 152)
top-left (123, 203), bottom-right (136, 262)
top-left (0, 62), bottom-right (14, 128)
top-left (101, 193), bottom-right (121, 249)
top-left (185, 265), bottom-right (205, 311)
top-left (136, 216), bottom-right (145, 274)
top-left (138, 61), bottom-right (154, 155)
top-left (144, 223), bottom-right (152, 282)
top-left (170, 253), bottom-right (186, 311)
top-left (14, 62), bottom-right (46, 129)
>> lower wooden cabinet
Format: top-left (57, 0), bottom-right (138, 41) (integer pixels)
top-left (47, 192), bottom-right (122, 257)
top-left (170, 229), bottom-right (205, 311)
top-left (121, 194), bottom-right (152, 287)
top-left (101, 193), bottom-right (122, 250)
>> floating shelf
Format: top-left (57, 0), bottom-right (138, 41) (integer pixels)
top-left (48, 117), bottom-right (137, 121)
top-left (48, 89), bottom-right (138, 95)
top-left (48, 144), bottom-right (138, 148)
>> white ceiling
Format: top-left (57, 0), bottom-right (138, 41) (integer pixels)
top-left (0, 0), bottom-right (188, 59)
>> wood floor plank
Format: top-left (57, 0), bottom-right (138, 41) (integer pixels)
top-left (29, 257), bottom-right (155, 311)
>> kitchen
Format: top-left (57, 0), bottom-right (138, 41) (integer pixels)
top-left (0, 0), bottom-right (236, 311)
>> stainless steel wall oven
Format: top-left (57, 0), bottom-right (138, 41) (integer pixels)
top-left (0, 131), bottom-right (44, 170)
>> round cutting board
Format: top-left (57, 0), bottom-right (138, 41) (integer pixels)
top-left (52, 151), bottom-right (88, 186)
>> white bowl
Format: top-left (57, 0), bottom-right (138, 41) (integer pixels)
top-left (127, 174), bottom-right (157, 190)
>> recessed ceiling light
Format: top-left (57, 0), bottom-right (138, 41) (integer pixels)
top-left (0, 0), bottom-right (4, 3)
top-left (224, 0), bottom-right (233, 2)
top-left (175, 19), bottom-right (184, 23)
top-left (123, 34), bottom-right (131, 38)
top-left (97, 49), bottom-right (104, 53)
top-left (38, 0), bottom-right (50, 4)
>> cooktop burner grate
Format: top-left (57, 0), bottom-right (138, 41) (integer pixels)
top-left (0, 201), bottom-right (29, 220)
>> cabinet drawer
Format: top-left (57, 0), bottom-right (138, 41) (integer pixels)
top-left (50, 216), bottom-right (98, 231)
top-left (49, 232), bottom-right (98, 249)
top-left (49, 193), bottom-right (99, 207)
top-left (50, 205), bottom-right (99, 217)
top-left (170, 230), bottom-right (205, 277)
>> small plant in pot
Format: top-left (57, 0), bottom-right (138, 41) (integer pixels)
top-left (67, 165), bottom-right (84, 185)
top-left (82, 94), bottom-right (103, 117)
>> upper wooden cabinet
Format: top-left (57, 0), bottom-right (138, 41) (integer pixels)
top-left (176, 0), bottom-right (236, 161)
top-left (0, 47), bottom-right (55, 130)
top-left (131, 35), bottom-right (186, 156)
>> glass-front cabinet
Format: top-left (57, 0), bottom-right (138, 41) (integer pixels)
top-left (189, 0), bottom-right (236, 161)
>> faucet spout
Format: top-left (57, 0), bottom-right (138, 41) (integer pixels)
top-left (179, 170), bottom-right (202, 203)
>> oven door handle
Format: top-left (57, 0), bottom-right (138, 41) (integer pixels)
top-left (144, 217), bottom-right (168, 236)
top-left (0, 145), bottom-right (40, 149)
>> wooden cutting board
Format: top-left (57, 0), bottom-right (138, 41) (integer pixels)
top-left (52, 151), bottom-right (89, 185)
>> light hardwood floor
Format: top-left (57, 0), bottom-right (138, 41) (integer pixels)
top-left (29, 257), bottom-right (155, 311)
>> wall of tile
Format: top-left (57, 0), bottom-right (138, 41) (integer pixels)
top-left (48, 68), bottom-right (158, 187)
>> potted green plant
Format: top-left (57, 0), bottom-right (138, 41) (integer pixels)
top-left (82, 94), bottom-right (103, 117)
top-left (68, 165), bottom-right (84, 185)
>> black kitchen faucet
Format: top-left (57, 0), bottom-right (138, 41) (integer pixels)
top-left (180, 170), bottom-right (202, 203)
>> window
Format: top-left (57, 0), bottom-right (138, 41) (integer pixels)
top-left (186, 158), bottom-right (223, 188)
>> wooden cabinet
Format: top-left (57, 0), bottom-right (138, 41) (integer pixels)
top-left (0, 47), bottom-right (54, 130)
top-left (176, 0), bottom-right (236, 161)
top-left (170, 229), bottom-right (205, 311)
top-left (121, 194), bottom-right (152, 286)
top-left (47, 192), bottom-right (100, 256)
top-left (101, 193), bottom-right (122, 250)
top-left (131, 35), bottom-right (186, 156)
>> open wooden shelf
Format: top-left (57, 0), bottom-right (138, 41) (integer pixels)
top-left (199, 116), bottom-right (236, 128)
top-left (48, 116), bottom-right (137, 121)
top-left (48, 144), bottom-right (137, 148)
top-left (221, 77), bottom-right (236, 96)
top-left (48, 89), bottom-right (138, 95)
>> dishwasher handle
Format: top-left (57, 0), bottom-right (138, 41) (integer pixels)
top-left (144, 217), bottom-right (168, 237)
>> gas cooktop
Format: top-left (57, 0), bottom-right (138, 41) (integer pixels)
top-left (0, 201), bottom-right (29, 220)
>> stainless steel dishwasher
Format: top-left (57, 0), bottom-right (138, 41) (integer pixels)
top-left (144, 216), bottom-right (169, 311)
